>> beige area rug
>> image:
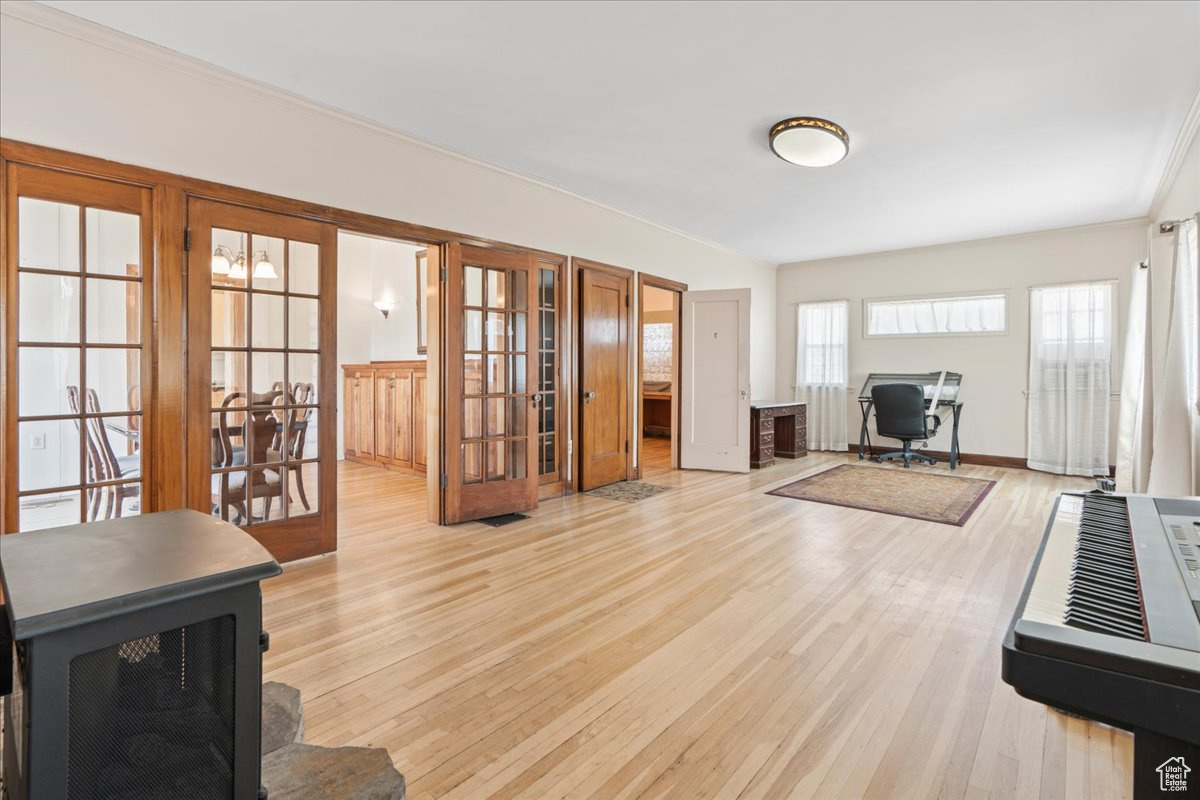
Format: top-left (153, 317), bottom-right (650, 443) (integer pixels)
top-left (767, 464), bottom-right (996, 526)
top-left (586, 481), bottom-right (673, 503)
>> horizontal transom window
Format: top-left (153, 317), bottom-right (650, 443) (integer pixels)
top-left (865, 292), bottom-right (1007, 337)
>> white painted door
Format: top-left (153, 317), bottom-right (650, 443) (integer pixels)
top-left (680, 288), bottom-right (751, 472)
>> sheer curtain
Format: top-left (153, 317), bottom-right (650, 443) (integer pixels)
top-left (1116, 261), bottom-right (1154, 492)
top-left (867, 294), bottom-right (1006, 335)
top-left (795, 300), bottom-right (848, 451)
top-left (1147, 217), bottom-right (1199, 496)
top-left (1027, 282), bottom-right (1114, 476)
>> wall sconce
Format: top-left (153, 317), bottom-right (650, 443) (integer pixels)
top-left (374, 299), bottom-right (395, 319)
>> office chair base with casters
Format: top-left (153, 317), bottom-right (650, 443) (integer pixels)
top-left (874, 440), bottom-right (937, 468)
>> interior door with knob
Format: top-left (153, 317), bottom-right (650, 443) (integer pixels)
top-left (443, 244), bottom-right (539, 523)
top-left (680, 288), bottom-right (751, 472)
top-left (579, 267), bottom-right (630, 490)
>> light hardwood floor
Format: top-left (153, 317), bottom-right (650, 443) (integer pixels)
top-left (262, 452), bottom-right (1131, 799)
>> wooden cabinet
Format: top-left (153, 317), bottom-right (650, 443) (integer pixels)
top-left (342, 361), bottom-right (427, 474)
top-left (750, 403), bottom-right (807, 469)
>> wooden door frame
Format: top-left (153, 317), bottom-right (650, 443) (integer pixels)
top-left (1, 163), bottom-right (156, 533)
top-left (572, 257), bottom-right (636, 487)
top-left (0, 139), bottom-right (572, 530)
top-left (636, 272), bottom-right (688, 475)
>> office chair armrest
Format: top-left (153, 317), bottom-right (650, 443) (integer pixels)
top-left (926, 414), bottom-right (942, 436)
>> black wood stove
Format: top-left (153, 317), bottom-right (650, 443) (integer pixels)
top-left (0, 510), bottom-right (281, 799)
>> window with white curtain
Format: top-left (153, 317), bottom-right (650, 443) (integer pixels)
top-left (1027, 281), bottom-right (1115, 476)
top-left (795, 300), bottom-right (849, 450)
top-left (865, 292), bottom-right (1007, 336)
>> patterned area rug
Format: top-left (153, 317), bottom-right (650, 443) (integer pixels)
top-left (767, 464), bottom-right (995, 526)
top-left (586, 481), bottom-right (673, 503)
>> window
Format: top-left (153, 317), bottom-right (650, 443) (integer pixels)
top-left (865, 292), bottom-right (1006, 337)
top-left (1027, 281), bottom-right (1114, 476)
top-left (795, 300), bottom-right (848, 386)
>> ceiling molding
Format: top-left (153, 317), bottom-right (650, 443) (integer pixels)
top-left (1148, 82), bottom-right (1200, 220)
top-left (3, 1), bottom-right (776, 270)
top-left (778, 216), bottom-right (1151, 269)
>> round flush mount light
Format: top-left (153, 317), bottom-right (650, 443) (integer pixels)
top-left (769, 117), bottom-right (849, 167)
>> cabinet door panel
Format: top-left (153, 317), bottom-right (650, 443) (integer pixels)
top-left (344, 375), bottom-right (358, 455)
top-left (393, 371), bottom-right (413, 466)
top-left (375, 373), bottom-right (393, 461)
top-left (357, 370), bottom-right (376, 457)
top-left (413, 372), bottom-right (428, 470)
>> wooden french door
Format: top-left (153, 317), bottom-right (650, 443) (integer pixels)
top-left (444, 244), bottom-right (539, 523)
top-left (186, 199), bottom-right (337, 561)
top-left (3, 164), bottom-right (154, 533)
top-left (579, 266), bottom-right (631, 490)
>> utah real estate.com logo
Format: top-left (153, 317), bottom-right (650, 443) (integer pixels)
top-left (1157, 757), bottom-right (1191, 793)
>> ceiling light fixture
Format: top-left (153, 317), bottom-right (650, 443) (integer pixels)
top-left (769, 117), bottom-right (849, 167)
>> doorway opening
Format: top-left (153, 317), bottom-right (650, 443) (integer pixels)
top-left (336, 231), bottom-right (435, 521)
top-left (638, 275), bottom-right (686, 478)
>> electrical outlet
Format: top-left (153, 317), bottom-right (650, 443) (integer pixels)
top-left (31, 433), bottom-right (46, 450)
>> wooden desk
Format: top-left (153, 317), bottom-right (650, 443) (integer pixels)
top-left (751, 402), bottom-right (807, 469)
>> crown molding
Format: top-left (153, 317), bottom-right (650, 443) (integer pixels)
top-left (1148, 82), bottom-right (1200, 220)
top-left (1, 1), bottom-right (776, 270)
top-left (778, 216), bottom-right (1151, 269)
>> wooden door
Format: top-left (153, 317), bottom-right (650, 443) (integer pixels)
top-left (680, 288), bottom-right (751, 473)
top-left (186, 199), bottom-right (337, 562)
top-left (444, 244), bottom-right (539, 523)
top-left (580, 268), bottom-right (630, 490)
top-left (3, 164), bottom-right (154, 532)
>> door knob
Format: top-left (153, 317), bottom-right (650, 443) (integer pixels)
top-left (532, 393), bottom-right (542, 407)
top-left (584, 391), bottom-right (596, 403)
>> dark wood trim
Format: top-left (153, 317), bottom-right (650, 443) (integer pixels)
top-left (1, 151), bottom-right (11, 534)
top-left (424, 246), bottom-right (444, 524)
top-left (573, 258), bottom-right (636, 487)
top-left (862, 445), bottom-right (1025, 470)
top-left (860, 445), bottom-right (1114, 476)
top-left (637, 272), bottom-right (687, 474)
top-left (1, 139), bottom-right (570, 260)
top-left (152, 184), bottom-right (187, 512)
top-left (1, 139), bottom-right (580, 529)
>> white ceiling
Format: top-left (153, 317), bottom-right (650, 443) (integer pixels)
top-left (41, 0), bottom-right (1200, 264)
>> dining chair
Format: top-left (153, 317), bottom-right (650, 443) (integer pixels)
top-left (267, 382), bottom-right (315, 512)
top-left (212, 390), bottom-right (285, 524)
top-left (68, 386), bottom-right (141, 520)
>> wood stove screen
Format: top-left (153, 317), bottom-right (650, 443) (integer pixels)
top-left (66, 614), bottom-right (236, 800)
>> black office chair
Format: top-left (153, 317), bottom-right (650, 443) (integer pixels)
top-left (871, 383), bottom-right (940, 468)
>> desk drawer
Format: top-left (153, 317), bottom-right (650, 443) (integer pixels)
top-left (758, 417), bottom-right (774, 432)
top-left (760, 431), bottom-right (775, 448)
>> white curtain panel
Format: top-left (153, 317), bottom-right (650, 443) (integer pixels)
top-left (795, 300), bottom-right (849, 451)
top-left (1147, 217), bottom-right (1200, 496)
top-left (1115, 261), bottom-right (1154, 492)
top-left (868, 294), bottom-right (1005, 336)
top-left (1027, 282), bottom-right (1114, 476)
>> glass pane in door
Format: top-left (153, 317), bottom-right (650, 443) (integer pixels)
top-left (13, 190), bottom-right (147, 530)
top-left (207, 220), bottom-right (321, 528)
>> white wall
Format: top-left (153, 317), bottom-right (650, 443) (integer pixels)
top-left (0, 9), bottom-right (777, 408)
top-left (774, 221), bottom-right (1147, 461)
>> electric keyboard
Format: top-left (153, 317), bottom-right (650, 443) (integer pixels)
top-left (1003, 492), bottom-right (1200, 797)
